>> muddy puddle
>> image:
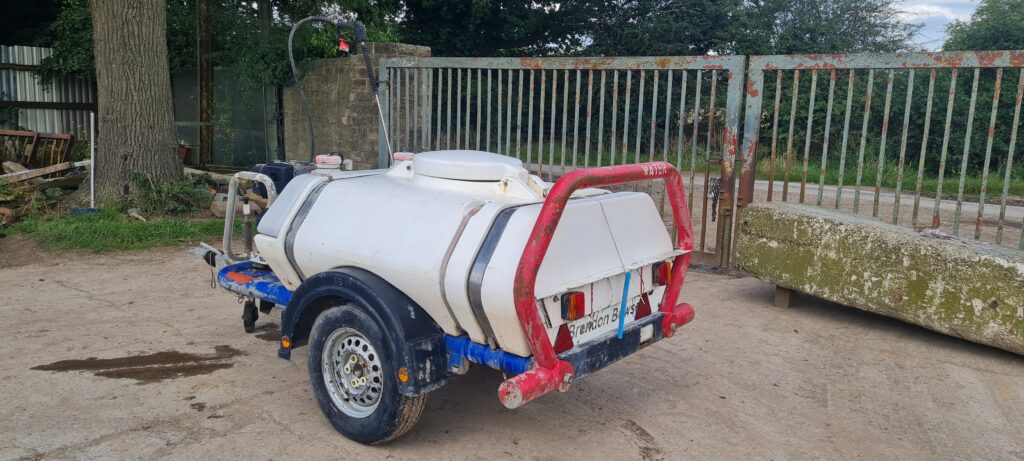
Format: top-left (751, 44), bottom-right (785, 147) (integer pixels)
top-left (254, 323), bottom-right (280, 342)
top-left (32, 345), bottom-right (245, 384)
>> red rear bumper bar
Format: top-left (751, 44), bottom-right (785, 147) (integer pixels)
top-left (498, 162), bottom-right (695, 409)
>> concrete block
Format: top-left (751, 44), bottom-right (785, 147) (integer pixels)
top-left (773, 285), bottom-right (793, 308)
top-left (737, 202), bottom-right (1024, 356)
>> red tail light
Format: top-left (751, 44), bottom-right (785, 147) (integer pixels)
top-left (553, 324), bottom-right (574, 354)
top-left (560, 291), bottom-right (586, 321)
top-left (635, 293), bottom-right (652, 320)
top-left (653, 261), bottom-right (672, 286)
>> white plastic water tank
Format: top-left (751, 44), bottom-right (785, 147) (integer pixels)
top-left (254, 150), bottom-right (679, 356)
top-left (412, 150), bottom-right (526, 181)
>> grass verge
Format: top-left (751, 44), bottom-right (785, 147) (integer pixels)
top-left (5, 209), bottom-right (230, 253)
top-left (500, 142), bottom-right (1024, 199)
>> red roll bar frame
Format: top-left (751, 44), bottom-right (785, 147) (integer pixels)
top-left (498, 162), bottom-right (695, 409)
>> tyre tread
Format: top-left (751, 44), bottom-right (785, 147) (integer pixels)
top-left (376, 394), bottom-right (427, 444)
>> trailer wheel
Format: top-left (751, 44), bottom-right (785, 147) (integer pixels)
top-left (242, 300), bottom-right (258, 333)
top-left (308, 304), bottom-right (426, 444)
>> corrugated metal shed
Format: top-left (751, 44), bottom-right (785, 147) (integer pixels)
top-left (0, 45), bottom-right (95, 138)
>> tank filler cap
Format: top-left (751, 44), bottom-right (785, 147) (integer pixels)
top-left (412, 150), bottom-right (526, 181)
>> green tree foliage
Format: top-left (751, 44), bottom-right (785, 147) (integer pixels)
top-left (280, 0), bottom-right (402, 28)
top-left (0, 0), bottom-right (61, 46)
top-left (582, 0), bottom-right (741, 56)
top-left (555, 0), bottom-right (917, 57)
top-left (945, 0), bottom-right (1024, 51)
top-left (33, 0), bottom-right (95, 84)
top-left (938, 1), bottom-right (1024, 176)
top-left (30, 0), bottom-right (925, 74)
top-left (402, 0), bottom-right (917, 58)
top-left (730, 0), bottom-right (920, 55)
top-left (35, 0), bottom-right (402, 90)
top-left (400, 0), bottom-right (594, 56)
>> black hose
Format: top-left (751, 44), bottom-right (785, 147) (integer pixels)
top-left (287, 16), bottom-right (384, 163)
top-left (353, 23), bottom-right (379, 95)
top-left (360, 43), bottom-right (379, 94)
top-left (287, 16), bottom-right (333, 161)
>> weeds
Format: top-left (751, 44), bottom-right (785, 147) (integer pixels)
top-left (5, 171), bottom-right (223, 252)
top-left (0, 181), bottom-right (64, 217)
top-left (8, 208), bottom-right (231, 252)
top-left (120, 173), bottom-right (214, 216)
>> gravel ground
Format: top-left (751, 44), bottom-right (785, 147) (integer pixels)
top-left (1, 239), bottom-right (1023, 460)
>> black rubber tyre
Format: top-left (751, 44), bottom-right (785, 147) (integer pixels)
top-left (308, 304), bottom-right (426, 444)
top-left (242, 300), bottom-right (258, 333)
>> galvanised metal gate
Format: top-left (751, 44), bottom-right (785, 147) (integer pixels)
top-left (739, 51), bottom-right (1024, 252)
top-left (378, 56), bottom-right (747, 266)
top-left (379, 51), bottom-right (1024, 266)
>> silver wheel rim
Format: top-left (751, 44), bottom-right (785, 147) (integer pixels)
top-left (321, 327), bottom-right (384, 418)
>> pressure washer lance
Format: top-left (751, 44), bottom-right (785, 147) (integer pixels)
top-left (288, 16), bottom-right (393, 164)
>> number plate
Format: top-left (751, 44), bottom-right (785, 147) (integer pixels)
top-left (564, 302), bottom-right (638, 345)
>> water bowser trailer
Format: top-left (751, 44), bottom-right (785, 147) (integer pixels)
top-left (194, 13), bottom-right (695, 446)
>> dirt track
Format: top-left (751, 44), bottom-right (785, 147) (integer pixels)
top-left (1, 239), bottom-right (1023, 460)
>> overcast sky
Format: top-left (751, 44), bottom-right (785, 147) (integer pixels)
top-left (898, 0), bottom-right (979, 50)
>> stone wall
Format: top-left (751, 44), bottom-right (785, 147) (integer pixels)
top-left (283, 43), bottom-right (430, 169)
top-left (736, 202), bottom-right (1024, 356)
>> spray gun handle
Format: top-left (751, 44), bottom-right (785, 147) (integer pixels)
top-left (341, 20), bottom-right (367, 42)
top-left (332, 20), bottom-right (377, 95)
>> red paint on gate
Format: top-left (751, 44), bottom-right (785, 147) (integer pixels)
top-left (1011, 52), bottom-right (1024, 67)
top-left (517, 57), bottom-right (545, 70)
top-left (794, 63), bottom-right (839, 70)
top-left (723, 127), bottom-right (739, 164)
top-left (499, 162), bottom-right (695, 409)
top-left (976, 52), bottom-right (998, 68)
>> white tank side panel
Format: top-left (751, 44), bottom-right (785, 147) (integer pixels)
top-left (533, 199), bottom-right (632, 297)
top-left (441, 202), bottom-right (508, 344)
top-left (253, 234), bottom-right (302, 290)
top-left (480, 199), bottom-right (625, 356)
top-left (257, 174), bottom-right (328, 237)
top-left (292, 175), bottom-right (473, 335)
top-left (597, 192), bottom-right (676, 270)
top-left (253, 174), bottom-right (329, 289)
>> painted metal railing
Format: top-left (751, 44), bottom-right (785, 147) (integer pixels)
top-left (379, 51), bottom-right (1024, 264)
top-left (739, 51), bottom-right (1024, 250)
top-left (378, 56), bottom-right (746, 266)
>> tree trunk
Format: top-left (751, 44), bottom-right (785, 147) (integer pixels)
top-left (91, 0), bottom-right (181, 200)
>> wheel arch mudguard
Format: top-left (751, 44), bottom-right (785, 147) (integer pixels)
top-left (280, 267), bottom-right (448, 395)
